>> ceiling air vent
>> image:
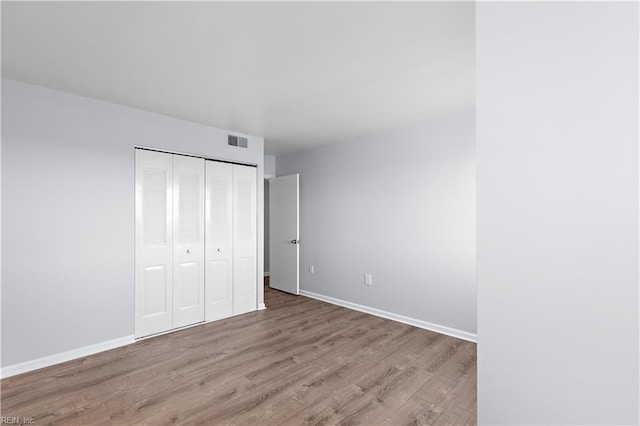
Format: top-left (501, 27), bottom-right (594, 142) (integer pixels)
top-left (228, 134), bottom-right (248, 148)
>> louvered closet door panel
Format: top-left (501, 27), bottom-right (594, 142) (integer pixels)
top-left (233, 164), bottom-right (257, 315)
top-left (205, 161), bottom-right (234, 321)
top-left (172, 155), bottom-right (205, 328)
top-left (135, 149), bottom-right (173, 338)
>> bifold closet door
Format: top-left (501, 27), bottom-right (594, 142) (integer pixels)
top-left (233, 164), bottom-right (257, 315)
top-left (135, 149), bottom-right (174, 337)
top-left (172, 155), bottom-right (205, 329)
top-left (136, 150), bottom-right (205, 338)
top-left (137, 152), bottom-right (255, 336)
top-left (205, 161), bottom-right (257, 319)
top-left (205, 161), bottom-right (233, 321)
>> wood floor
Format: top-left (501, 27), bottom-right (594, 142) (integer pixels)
top-left (1, 285), bottom-right (476, 425)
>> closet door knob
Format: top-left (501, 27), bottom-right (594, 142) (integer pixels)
top-left (186, 249), bottom-right (192, 254)
top-left (217, 248), bottom-right (223, 253)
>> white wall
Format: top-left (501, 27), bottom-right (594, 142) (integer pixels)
top-left (264, 180), bottom-right (270, 274)
top-left (264, 155), bottom-right (276, 178)
top-left (264, 155), bottom-right (275, 274)
top-left (1, 79), bottom-right (265, 369)
top-left (477, 2), bottom-right (639, 424)
top-left (277, 111), bottom-right (476, 337)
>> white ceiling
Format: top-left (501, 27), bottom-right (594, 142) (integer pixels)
top-left (1, 2), bottom-right (475, 156)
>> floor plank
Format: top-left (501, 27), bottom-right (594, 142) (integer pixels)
top-left (1, 285), bottom-right (476, 425)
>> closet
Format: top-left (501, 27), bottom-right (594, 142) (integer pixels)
top-left (135, 149), bottom-right (257, 338)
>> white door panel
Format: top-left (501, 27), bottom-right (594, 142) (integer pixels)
top-left (176, 261), bottom-right (200, 305)
top-left (135, 149), bottom-right (173, 338)
top-left (209, 260), bottom-right (230, 299)
top-left (233, 164), bottom-right (257, 315)
top-left (172, 155), bottom-right (205, 329)
top-left (141, 265), bottom-right (169, 316)
top-left (205, 161), bottom-right (234, 321)
top-left (270, 174), bottom-right (300, 295)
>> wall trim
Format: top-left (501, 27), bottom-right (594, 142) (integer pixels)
top-left (1, 335), bottom-right (135, 379)
top-left (299, 290), bottom-right (477, 343)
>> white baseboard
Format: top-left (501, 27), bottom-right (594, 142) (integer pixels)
top-left (257, 303), bottom-right (267, 310)
top-left (1, 335), bottom-right (135, 379)
top-left (299, 290), bottom-right (476, 343)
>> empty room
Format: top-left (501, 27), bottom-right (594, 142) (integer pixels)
top-left (1, 1), bottom-right (639, 425)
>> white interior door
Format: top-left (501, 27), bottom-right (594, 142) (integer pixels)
top-left (269, 174), bottom-right (299, 295)
top-left (205, 161), bottom-right (234, 321)
top-left (172, 155), bottom-right (205, 329)
top-left (135, 149), bottom-right (174, 337)
top-left (233, 164), bottom-right (257, 315)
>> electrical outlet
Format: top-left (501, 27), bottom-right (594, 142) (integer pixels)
top-left (309, 265), bottom-right (315, 274)
top-left (364, 273), bottom-right (372, 286)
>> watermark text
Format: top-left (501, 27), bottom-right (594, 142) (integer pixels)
top-left (1, 417), bottom-right (34, 425)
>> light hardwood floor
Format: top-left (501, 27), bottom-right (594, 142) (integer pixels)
top-left (1, 285), bottom-right (476, 425)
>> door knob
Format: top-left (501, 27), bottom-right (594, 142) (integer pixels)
top-left (217, 248), bottom-right (222, 252)
top-left (186, 249), bottom-right (191, 254)
top-left (291, 239), bottom-right (300, 245)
